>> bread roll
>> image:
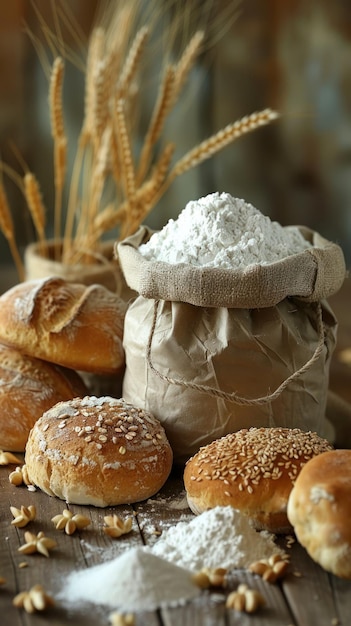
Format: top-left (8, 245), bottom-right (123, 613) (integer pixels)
top-left (25, 396), bottom-right (173, 506)
top-left (184, 427), bottom-right (333, 533)
top-left (0, 343), bottom-right (88, 451)
top-left (287, 449), bottom-right (351, 578)
top-left (0, 277), bottom-right (126, 374)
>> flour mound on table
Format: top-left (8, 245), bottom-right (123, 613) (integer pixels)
top-left (139, 192), bottom-right (311, 269)
top-left (151, 506), bottom-right (284, 572)
top-left (58, 546), bottom-right (200, 612)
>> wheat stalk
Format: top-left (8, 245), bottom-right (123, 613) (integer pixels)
top-left (93, 202), bottom-right (127, 237)
top-left (80, 27), bottom-right (105, 146)
top-left (24, 172), bottom-right (47, 252)
top-left (132, 142), bottom-right (175, 233)
top-left (170, 108), bottom-right (279, 178)
top-left (49, 56), bottom-right (67, 244)
top-left (136, 64), bottom-right (175, 184)
top-left (0, 180), bottom-right (24, 280)
top-left (49, 56), bottom-right (65, 139)
top-left (91, 57), bottom-right (111, 148)
top-left (114, 99), bottom-right (136, 200)
top-left (77, 125), bottom-right (112, 251)
top-left (172, 30), bottom-right (204, 102)
top-left (117, 26), bottom-right (149, 98)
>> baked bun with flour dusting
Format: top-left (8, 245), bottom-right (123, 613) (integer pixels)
top-left (184, 427), bottom-right (333, 534)
top-left (0, 343), bottom-right (88, 452)
top-left (287, 449), bottom-right (351, 578)
top-left (0, 277), bottom-right (126, 374)
top-left (25, 396), bottom-right (173, 506)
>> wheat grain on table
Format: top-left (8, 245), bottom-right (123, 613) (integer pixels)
top-left (1, 464), bottom-right (351, 626)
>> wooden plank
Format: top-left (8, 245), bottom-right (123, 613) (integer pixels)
top-left (2, 463), bottom-right (351, 625)
top-left (281, 541), bottom-right (341, 626)
top-left (0, 465), bottom-right (161, 625)
top-left (331, 575), bottom-right (351, 625)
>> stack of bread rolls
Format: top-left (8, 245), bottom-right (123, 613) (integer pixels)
top-left (0, 276), bottom-right (127, 451)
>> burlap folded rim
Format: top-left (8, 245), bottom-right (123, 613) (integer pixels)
top-left (116, 225), bottom-right (346, 308)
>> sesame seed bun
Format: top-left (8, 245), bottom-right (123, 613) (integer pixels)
top-left (287, 449), bottom-right (351, 578)
top-left (25, 396), bottom-right (173, 506)
top-left (183, 427), bottom-right (332, 534)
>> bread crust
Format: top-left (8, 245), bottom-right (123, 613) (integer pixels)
top-left (183, 427), bottom-right (332, 534)
top-left (0, 277), bottom-right (127, 374)
top-left (25, 396), bottom-right (173, 506)
top-left (0, 343), bottom-right (88, 451)
top-left (287, 449), bottom-right (351, 578)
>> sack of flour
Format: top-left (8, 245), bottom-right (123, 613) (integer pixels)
top-left (117, 193), bottom-right (346, 464)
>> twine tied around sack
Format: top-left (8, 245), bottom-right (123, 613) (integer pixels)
top-left (146, 300), bottom-right (326, 407)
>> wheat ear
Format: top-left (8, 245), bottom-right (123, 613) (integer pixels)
top-left (126, 142), bottom-right (175, 236)
top-left (117, 26), bottom-right (149, 98)
top-left (86, 202), bottom-right (128, 249)
top-left (49, 56), bottom-right (65, 139)
top-left (49, 56), bottom-right (67, 244)
top-left (136, 64), bottom-right (175, 184)
top-left (80, 27), bottom-right (105, 146)
top-left (172, 30), bottom-right (204, 102)
top-left (114, 99), bottom-right (136, 199)
top-left (0, 180), bottom-right (24, 280)
top-left (79, 125), bottom-right (112, 249)
top-left (170, 108), bottom-right (279, 178)
top-left (24, 172), bottom-right (47, 253)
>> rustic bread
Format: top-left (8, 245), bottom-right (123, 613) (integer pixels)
top-left (287, 449), bottom-right (351, 578)
top-left (184, 427), bottom-right (333, 533)
top-left (25, 396), bottom-right (173, 506)
top-left (0, 343), bottom-right (88, 451)
top-left (0, 277), bottom-right (127, 374)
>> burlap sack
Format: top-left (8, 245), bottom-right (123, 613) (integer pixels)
top-left (25, 239), bottom-right (135, 300)
top-left (117, 225), bottom-right (346, 464)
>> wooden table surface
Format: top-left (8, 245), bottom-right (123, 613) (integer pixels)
top-left (0, 269), bottom-right (351, 625)
top-left (1, 464), bottom-right (351, 626)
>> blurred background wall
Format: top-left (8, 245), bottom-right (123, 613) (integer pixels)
top-left (1, 0), bottom-right (351, 274)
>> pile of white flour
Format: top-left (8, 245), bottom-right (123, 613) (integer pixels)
top-left (139, 192), bottom-right (311, 268)
top-left (151, 506), bottom-right (284, 572)
top-left (58, 546), bottom-right (200, 612)
top-left (58, 507), bottom-right (284, 612)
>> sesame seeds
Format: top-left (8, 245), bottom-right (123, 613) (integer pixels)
top-left (41, 396), bottom-right (167, 459)
top-left (187, 428), bottom-right (332, 494)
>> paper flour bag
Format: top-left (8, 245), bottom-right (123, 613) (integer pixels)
top-left (117, 193), bottom-right (346, 463)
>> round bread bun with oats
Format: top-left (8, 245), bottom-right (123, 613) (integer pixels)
top-left (0, 276), bottom-right (127, 374)
top-left (0, 343), bottom-right (88, 452)
top-left (183, 427), bottom-right (333, 534)
top-left (25, 396), bottom-right (173, 506)
top-left (287, 449), bottom-right (351, 579)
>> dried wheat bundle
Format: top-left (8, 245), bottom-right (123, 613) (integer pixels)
top-left (0, 0), bottom-right (279, 275)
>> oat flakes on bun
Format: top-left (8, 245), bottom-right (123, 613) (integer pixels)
top-left (25, 396), bottom-right (173, 506)
top-left (183, 427), bottom-right (333, 534)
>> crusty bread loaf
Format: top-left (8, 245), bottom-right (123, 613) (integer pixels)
top-left (287, 449), bottom-right (351, 578)
top-left (0, 277), bottom-right (127, 374)
top-left (25, 396), bottom-right (173, 506)
top-left (0, 343), bottom-right (88, 451)
top-left (184, 427), bottom-right (333, 533)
